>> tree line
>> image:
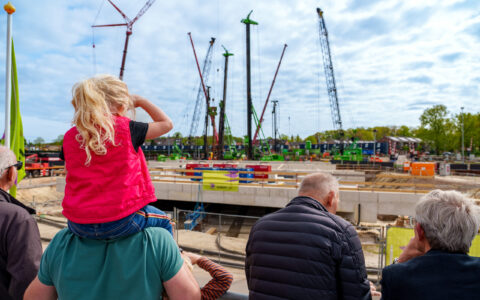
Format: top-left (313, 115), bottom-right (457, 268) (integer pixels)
top-left (28, 105), bottom-right (479, 155)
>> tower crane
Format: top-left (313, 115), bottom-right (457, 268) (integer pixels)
top-left (187, 36), bottom-right (216, 144)
top-left (92, 0), bottom-right (156, 80)
top-left (316, 8), bottom-right (343, 137)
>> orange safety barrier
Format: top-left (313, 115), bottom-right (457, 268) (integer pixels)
top-left (410, 162), bottom-right (435, 176)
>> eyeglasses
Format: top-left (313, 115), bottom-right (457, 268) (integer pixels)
top-left (8, 161), bottom-right (23, 171)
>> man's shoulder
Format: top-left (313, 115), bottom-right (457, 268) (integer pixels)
top-left (0, 200), bottom-right (34, 222)
top-left (51, 227), bottom-right (172, 246)
top-left (253, 203), bottom-right (354, 236)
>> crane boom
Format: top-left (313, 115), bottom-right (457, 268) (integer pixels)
top-left (131, 0), bottom-right (156, 24)
top-left (187, 36), bottom-right (216, 141)
top-left (316, 8), bottom-right (343, 133)
top-left (253, 43), bottom-right (287, 144)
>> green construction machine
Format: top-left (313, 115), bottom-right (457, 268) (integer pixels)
top-left (333, 138), bottom-right (363, 161)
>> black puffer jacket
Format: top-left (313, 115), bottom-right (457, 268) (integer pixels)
top-left (245, 196), bottom-right (371, 300)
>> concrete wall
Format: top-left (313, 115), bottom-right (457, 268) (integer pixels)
top-left (57, 178), bottom-right (423, 223)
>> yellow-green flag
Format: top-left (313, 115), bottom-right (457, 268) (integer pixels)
top-left (8, 41), bottom-right (25, 197)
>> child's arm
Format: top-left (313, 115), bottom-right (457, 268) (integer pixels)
top-left (184, 252), bottom-right (233, 300)
top-left (131, 95), bottom-right (173, 139)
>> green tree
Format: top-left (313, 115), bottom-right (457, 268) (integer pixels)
top-left (34, 137), bottom-right (45, 145)
top-left (52, 134), bottom-right (64, 145)
top-left (172, 132), bottom-right (182, 139)
top-left (304, 135), bottom-right (317, 144)
top-left (396, 125), bottom-right (413, 137)
top-left (418, 105), bottom-right (449, 154)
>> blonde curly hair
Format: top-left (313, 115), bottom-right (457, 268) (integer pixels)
top-left (71, 74), bottom-right (133, 165)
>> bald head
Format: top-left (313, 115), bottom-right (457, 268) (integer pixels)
top-left (298, 173), bottom-right (339, 213)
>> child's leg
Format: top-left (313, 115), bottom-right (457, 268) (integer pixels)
top-left (68, 212), bottom-right (139, 240)
top-left (132, 205), bottom-right (174, 236)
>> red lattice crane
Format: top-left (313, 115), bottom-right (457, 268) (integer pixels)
top-left (92, 0), bottom-right (156, 80)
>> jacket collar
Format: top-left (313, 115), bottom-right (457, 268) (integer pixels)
top-left (286, 196), bottom-right (328, 212)
top-left (0, 188), bottom-right (36, 214)
top-left (425, 249), bottom-right (468, 256)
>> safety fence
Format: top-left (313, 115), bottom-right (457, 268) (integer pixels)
top-left (173, 209), bottom-right (387, 284)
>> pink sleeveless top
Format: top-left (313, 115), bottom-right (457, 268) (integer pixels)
top-left (62, 115), bottom-right (156, 224)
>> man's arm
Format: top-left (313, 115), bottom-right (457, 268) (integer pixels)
top-left (23, 277), bottom-right (57, 300)
top-left (337, 224), bottom-right (372, 300)
top-left (6, 214), bottom-right (42, 300)
top-left (163, 264), bottom-right (201, 300)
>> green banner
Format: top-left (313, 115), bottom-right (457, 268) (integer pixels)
top-left (203, 170), bottom-right (239, 192)
top-left (386, 227), bottom-right (480, 266)
top-left (0, 41), bottom-right (25, 197)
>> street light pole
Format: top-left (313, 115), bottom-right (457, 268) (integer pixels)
top-left (373, 129), bottom-right (377, 166)
top-left (461, 107), bottom-right (465, 162)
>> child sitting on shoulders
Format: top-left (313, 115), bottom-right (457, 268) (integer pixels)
top-left (61, 74), bottom-right (174, 239)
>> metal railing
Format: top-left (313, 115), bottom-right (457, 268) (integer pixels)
top-left (150, 168), bottom-right (467, 194)
top-left (173, 208), bottom-right (387, 283)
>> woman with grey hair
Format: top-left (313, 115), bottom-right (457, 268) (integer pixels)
top-left (381, 190), bottom-right (480, 300)
top-left (415, 190), bottom-right (479, 253)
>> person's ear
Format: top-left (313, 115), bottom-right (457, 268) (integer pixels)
top-left (5, 167), bottom-right (15, 183)
top-left (325, 190), bottom-right (335, 208)
top-left (415, 223), bottom-right (426, 241)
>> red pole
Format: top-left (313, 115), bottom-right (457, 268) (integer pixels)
top-left (119, 31), bottom-right (131, 80)
top-left (253, 44), bottom-right (287, 143)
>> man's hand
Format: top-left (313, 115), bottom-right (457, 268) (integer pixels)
top-left (398, 235), bottom-right (426, 263)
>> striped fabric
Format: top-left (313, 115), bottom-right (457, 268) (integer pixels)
top-left (135, 210), bottom-right (176, 233)
top-left (197, 257), bottom-right (233, 300)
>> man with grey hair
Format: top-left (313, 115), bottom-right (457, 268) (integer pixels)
top-left (381, 189), bottom-right (480, 300)
top-left (0, 146), bottom-right (42, 300)
top-left (245, 172), bottom-right (372, 300)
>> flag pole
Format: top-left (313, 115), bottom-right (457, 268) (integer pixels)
top-left (4, 2), bottom-right (15, 149)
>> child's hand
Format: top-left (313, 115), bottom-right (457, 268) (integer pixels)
top-left (183, 251), bottom-right (202, 265)
top-left (130, 94), bottom-right (144, 108)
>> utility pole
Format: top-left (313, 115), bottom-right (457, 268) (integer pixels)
top-left (241, 11), bottom-right (258, 160)
top-left (373, 129), bottom-right (377, 166)
top-left (272, 100), bottom-right (279, 153)
top-left (218, 46), bottom-right (233, 160)
top-left (461, 106), bottom-right (465, 162)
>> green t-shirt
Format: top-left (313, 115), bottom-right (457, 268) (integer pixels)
top-left (38, 228), bottom-right (183, 300)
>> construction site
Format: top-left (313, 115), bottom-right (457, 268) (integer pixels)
top-left (24, 155), bottom-right (480, 298)
top-left (6, 1), bottom-right (480, 299)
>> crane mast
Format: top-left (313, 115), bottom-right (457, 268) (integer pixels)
top-left (316, 8), bottom-right (343, 135)
top-left (188, 36), bottom-right (216, 142)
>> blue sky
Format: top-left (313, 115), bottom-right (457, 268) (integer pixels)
top-left (0, 0), bottom-right (479, 142)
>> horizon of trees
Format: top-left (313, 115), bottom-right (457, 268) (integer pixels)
top-left (28, 105), bottom-right (480, 155)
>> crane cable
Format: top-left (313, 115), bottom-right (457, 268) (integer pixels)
top-left (91, 0), bottom-right (107, 75)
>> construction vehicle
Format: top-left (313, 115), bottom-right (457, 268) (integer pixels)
top-left (317, 8), bottom-right (345, 157)
top-left (187, 34), bottom-right (218, 159)
top-left (25, 153), bottom-right (63, 177)
top-left (333, 138), bottom-right (363, 161)
top-left (169, 141), bottom-right (191, 160)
